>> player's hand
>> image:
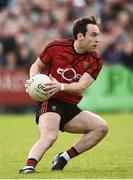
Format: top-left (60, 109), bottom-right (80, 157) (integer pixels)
top-left (44, 75), bottom-right (63, 95)
top-left (24, 79), bottom-right (32, 93)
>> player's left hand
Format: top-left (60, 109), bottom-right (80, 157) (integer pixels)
top-left (44, 74), bottom-right (63, 95)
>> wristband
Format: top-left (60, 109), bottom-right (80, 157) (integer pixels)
top-left (60, 83), bottom-right (65, 91)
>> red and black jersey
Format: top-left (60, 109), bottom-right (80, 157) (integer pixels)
top-left (39, 38), bottom-right (103, 104)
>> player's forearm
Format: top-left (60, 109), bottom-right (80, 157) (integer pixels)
top-left (44, 72), bottom-right (94, 95)
top-left (29, 57), bottom-right (46, 78)
top-left (62, 82), bottom-right (86, 94)
top-left (29, 63), bottom-right (42, 78)
top-left (29, 65), bottom-right (40, 78)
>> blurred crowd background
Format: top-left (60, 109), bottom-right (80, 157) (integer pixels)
top-left (0, 0), bottom-right (133, 70)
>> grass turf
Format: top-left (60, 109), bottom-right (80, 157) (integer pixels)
top-left (0, 113), bottom-right (132, 179)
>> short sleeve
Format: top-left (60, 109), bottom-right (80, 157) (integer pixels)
top-left (86, 58), bottom-right (103, 80)
top-left (39, 44), bottom-right (53, 65)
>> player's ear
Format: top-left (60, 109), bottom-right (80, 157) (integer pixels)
top-left (77, 33), bottom-right (84, 40)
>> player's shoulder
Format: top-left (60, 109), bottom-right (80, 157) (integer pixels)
top-left (47, 38), bottom-right (73, 47)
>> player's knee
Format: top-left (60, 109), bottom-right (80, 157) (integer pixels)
top-left (41, 133), bottom-right (58, 147)
top-left (47, 134), bottom-right (58, 146)
top-left (97, 120), bottom-right (109, 137)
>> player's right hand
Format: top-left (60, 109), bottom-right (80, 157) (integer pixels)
top-left (24, 79), bottom-right (31, 93)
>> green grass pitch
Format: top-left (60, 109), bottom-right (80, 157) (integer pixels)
top-left (0, 113), bottom-right (132, 179)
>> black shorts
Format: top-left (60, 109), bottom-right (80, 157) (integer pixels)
top-left (35, 98), bottom-right (82, 131)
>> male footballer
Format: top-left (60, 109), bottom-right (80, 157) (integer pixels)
top-left (19, 15), bottom-right (109, 174)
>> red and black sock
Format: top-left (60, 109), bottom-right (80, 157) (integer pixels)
top-left (67, 147), bottom-right (79, 159)
top-left (26, 158), bottom-right (38, 168)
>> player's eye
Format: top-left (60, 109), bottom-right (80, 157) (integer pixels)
top-left (91, 33), bottom-right (99, 37)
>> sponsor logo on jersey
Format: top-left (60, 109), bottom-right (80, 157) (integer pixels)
top-left (57, 68), bottom-right (81, 81)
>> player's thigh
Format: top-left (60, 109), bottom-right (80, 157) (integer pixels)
top-left (64, 111), bottom-right (108, 133)
top-left (38, 112), bottom-right (61, 137)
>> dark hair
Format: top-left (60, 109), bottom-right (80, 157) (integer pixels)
top-left (72, 15), bottom-right (101, 39)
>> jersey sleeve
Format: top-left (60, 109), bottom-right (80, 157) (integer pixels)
top-left (86, 58), bottom-right (103, 80)
top-left (39, 43), bottom-right (53, 65)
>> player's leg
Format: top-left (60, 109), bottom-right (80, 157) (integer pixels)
top-left (51, 110), bottom-right (108, 170)
top-left (19, 112), bottom-right (61, 174)
top-left (64, 110), bottom-right (108, 151)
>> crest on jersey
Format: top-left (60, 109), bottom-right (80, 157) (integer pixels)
top-left (83, 61), bottom-right (89, 69)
